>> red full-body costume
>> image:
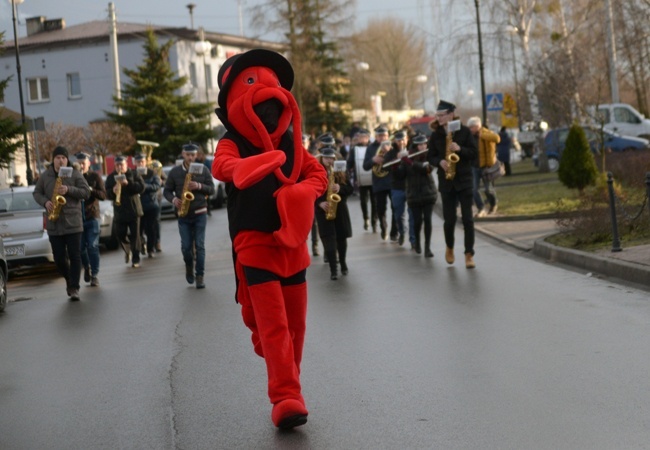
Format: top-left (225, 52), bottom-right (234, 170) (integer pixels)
top-left (212, 49), bottom-right (327, 429)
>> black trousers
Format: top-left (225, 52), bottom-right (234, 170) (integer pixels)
top-left (374, 189), bottom-right (396, 237)
top-left (411, 202), bottom-right (434, 248)
top-left (141, 208), bottom-right (159, 253)
top-left (49, 232), bottom-right (82, 290)
top-left (358, 185), bottom-right (376, 227)
top-left (116, 218), bottom-right (141, 263)
top-left (440, 189), bottom-right (475, 255)
top-left (320, 234), bottom-right (348, 275)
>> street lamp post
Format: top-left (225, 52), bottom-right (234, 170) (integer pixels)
top-left (356, 61), bottom-right (369, 127)
top-left (474, 0), bottom-right (487, 125)
top-left (10, 0), bottom-right (33, 185)
top-left (416, 75), bottom-right (428, 112)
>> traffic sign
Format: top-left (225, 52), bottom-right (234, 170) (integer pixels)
top-left (486, 93), bottom-right (504, 111)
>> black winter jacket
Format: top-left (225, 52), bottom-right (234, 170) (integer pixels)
top-left (163, 163), bottom-right (215, 218)
top-left (427, 121), bottom-right (477, 193)
top-left (105, 168), bottom-right (146, 222)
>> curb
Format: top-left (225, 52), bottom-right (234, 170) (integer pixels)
top-left (533, 239), bottom-right (650, 289)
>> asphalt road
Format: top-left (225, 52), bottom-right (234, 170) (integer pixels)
top-left (1, 199), bottom-right (650, 449)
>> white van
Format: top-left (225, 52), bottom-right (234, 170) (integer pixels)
top-left (594, 103), bottom-right (650, 139)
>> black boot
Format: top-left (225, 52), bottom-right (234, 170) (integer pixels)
top-left (185, 264), bottom-right (194, 284)
top-left (425, 238), bottom-right (433, 257)
top-left (340, 261), bottom-right (348, 275)
top-left (414, 238), bottom-right (422, 254)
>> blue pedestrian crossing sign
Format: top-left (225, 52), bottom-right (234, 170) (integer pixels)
top-left (486, 93), bottom-right (504, 111)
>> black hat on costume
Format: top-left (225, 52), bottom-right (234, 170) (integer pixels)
top-left (114, 156), bottom-right (126, 163)
top-left (52, 146), bottom-right (69, 159)
top-left (393, 131), bottom-right (406, 140)
top-left (436, 100), bottom-right (456, 112)
top-left (374, 126), bottom-right (388, 134)
top-left (412, 134), bottom-right (427, 145)
top-left (217, 49), bottom-right (294, 111)
top-left (182, 143), bottom-right (199, 153)
top-left (317, 133), bottom-right (335, 146)
top-left (319, 146), bottom-right (337, 158)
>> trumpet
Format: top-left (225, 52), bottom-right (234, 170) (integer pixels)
top-left (47, 177), bottom-right (67, 222)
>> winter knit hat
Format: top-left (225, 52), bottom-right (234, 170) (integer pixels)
top-left (52, 146), bottom-right (69, 159)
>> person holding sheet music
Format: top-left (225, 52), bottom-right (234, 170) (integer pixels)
top-left (33, 146), bottom-right (90, 300)
top-left (163, 143), bottom-right (215, 289)
top-left (314, 147), bottom-right (353, 280)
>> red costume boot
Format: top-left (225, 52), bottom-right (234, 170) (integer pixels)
top-left (247, 282), bottom-right (308, 428)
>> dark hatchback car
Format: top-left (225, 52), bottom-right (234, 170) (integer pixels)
top-left (540, 126), bottom-right (649, 171)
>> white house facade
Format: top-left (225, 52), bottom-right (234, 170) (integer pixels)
top-left (0, 16), bottom-right (284, 145)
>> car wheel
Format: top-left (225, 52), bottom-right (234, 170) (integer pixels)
top-left (548, 156), bottom-right (560, 172)
top-left (213, 185), bottom-right (225, 209)
top-left (0, 268), bottom-right (7, 312)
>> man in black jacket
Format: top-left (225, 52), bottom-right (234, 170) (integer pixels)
top-left (163, 143), bottom-right (215, 289)
top-left (427, 100), bottom-right (478, 268)
top-left (77, 152), bottom-right (106, 286)
top-left (134, 154), bottom-right (161, 258)
top-left (105, 156), bottom-right (146, 268)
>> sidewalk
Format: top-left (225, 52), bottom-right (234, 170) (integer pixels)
top-left (475, 217), bottom-right (650, 290)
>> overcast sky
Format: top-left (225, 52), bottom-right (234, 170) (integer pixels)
top-left (1, 0), bottom-right (491, 111)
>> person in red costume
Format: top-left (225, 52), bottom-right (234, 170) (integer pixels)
top-left (212, 49), bottom-right (328, 429)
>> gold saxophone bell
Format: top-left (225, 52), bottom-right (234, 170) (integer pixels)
top-left (444, 131), bottom-right (460, 180)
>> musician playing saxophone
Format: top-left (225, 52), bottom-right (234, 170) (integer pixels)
top-left (163, 143), bottom-right (215, 289)
top-left (33, 146), bottom-right (90, 301)
top-left (427, 100), bottom-right (478, 268)
top-left (105, 155), bottom-right (146, 268)
top-left (314, 147), bottom-right (353, 280)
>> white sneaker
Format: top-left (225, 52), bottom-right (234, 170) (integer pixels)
top-left (475, 209), bottom-right (487, 218)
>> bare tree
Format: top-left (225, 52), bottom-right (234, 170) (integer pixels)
top-left (82, 121), bottom-right (136, 174)
top-left (35, 123), bottom-right (86, 164)
top-left (345, 17), bottom-right (428, 111)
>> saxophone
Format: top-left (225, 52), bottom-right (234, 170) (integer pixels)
top-left (325, 167), bottom-right (341, 221)
top-left (114, 174), bottom-right (122, 206)
top-left (444, 130), bottom-right (460, 180)
top-left (178, 172), bottom-right (195, 217)
top-left (47, 177), bottom-right (67, 222)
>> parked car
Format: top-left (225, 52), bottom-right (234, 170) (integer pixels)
top-left (98, 198), bottom-right (119, 250)
top-left (538, 126), bottom-right (649, 172)
top-left (0, 186), bottom-right (54, 267)
top-left (0, 239), bottom-right (8, 312)
top-left (592, 103), bottom-right (650, 139)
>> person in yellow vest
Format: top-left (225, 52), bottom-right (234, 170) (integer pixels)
top-left (468, 117), bottom-right (500, 217)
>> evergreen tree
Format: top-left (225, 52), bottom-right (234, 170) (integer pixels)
top-left (107, 29), bottom-right (212, 163)
top-left (0, 32), bottom-right (23, 169)
top-left (558, 124), bottom-right (598, 193)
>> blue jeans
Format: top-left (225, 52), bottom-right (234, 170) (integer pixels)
top-left (80, 218), bottom-right (100, 276)
top-left (178, 213), bottom-right (207, 276)
top-left (390, 189), bottom-right (407, 238)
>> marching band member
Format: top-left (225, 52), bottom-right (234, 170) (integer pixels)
top-left (427, 100), bottom-right (478, 268)
top-left (163, 143), bottom-right (215, 289)
top-left (346, 128), bottom-right (376, 232)
top-left (395, 134), bottom-right (438, 257)
top-left (315, 146), bottom-right (353, 280)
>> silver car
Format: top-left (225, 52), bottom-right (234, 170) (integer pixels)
top-left (0, 186), bottom-right (54, 267)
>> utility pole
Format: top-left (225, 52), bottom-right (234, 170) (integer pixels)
top-left (474, 0), bottom-right (487, 125)
top-left (604, 0), bottom-right (619, 103)
top-left (186, 3), bottom-right (196, 30)
top-left (109, 2), bottom-right (122, 116)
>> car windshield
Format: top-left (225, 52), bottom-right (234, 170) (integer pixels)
top-left (0, 190), bottom-right (41, 212)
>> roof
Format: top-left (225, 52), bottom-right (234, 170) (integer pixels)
top-left (1, 20), bottom-right (284, 53)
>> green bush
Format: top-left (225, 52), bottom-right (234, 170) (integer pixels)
top-left (558, 123), bottom-right (598, 193)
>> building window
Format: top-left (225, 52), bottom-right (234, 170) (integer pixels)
top-left (27, 77), bottom-right (50, 102)
top-left (205, 64), bottom-right (213, 89)
top-left (189, 62), bottom-right (198, 88)
top-left (67, 73), bottom-right (81, 99)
